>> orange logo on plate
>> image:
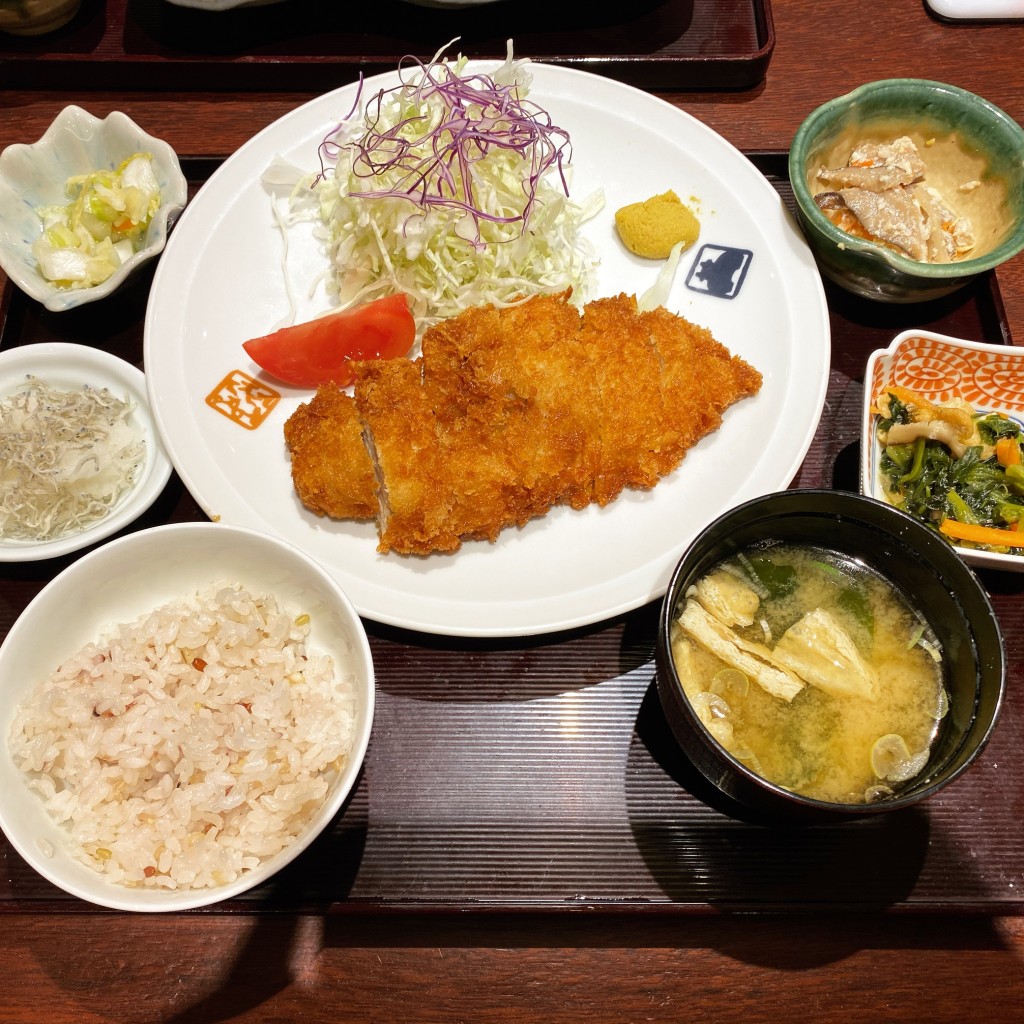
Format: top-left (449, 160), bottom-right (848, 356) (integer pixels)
top-left (206, 370), bottom-right (281, 430)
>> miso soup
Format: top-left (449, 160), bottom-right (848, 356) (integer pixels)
top-left (670, 543), bottom-right (946, 804)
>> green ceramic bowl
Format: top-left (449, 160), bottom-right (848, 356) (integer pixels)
top-left (789, 79), bottom-right (1024, 303)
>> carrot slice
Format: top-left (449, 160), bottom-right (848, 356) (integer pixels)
top-left (939, 518), bottom-right (1024, 548)
top-left (881, 385), bottom-right (934, 411)
top-left (995, 437), bottom-right (1022, 467)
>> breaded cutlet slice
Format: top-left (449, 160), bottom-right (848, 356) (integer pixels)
top-left (414, 334), bottom-right (532, 544)
top-left (418, 340), bottom-right (550, 539)
top-left (356, 355), bottom-right (542, 553)
top-left (642, 306), bottom-right (763, 449)
top-left (579, 294), bottom-right (670, 505)
top-left (421, 305), bottom-right (549, 519)
top-left (424, 388), bottom-right (536, 544)
top-left (422, 291), bottom-right (601, 515)
top-left (354, 358), bottom-right (458, 555)
top-left (283, 385), bottom-right (377, 521)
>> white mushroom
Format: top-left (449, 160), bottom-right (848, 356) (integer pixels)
top-left (885, 418), bottom-right (972, 458)
top-left (871, 734), bottom-right (930, 783)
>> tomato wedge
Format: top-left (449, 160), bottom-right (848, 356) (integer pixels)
top-left (242, 293), bottom-right (416, 388)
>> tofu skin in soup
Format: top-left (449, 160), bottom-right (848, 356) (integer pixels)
top-left (670, 544), bottom-right (946, 804)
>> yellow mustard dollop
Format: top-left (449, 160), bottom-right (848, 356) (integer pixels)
top-left (614, 190), bottom-right (700, 259)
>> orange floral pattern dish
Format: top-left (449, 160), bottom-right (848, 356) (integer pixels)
top-left (861, 328), bottom-right (1024, 573)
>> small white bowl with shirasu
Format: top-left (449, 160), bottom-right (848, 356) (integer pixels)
top-left (0, 343), bottom-right (172, 561)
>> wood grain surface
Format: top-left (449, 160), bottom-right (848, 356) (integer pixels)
top-left (3, 1), bottom-right (1024, 1021)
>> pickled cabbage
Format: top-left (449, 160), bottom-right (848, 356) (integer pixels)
top-left (32, 153), bottom-right (161, 289)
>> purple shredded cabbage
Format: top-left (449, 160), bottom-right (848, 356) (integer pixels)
top-left (315, 54), bottom-right (572, 239)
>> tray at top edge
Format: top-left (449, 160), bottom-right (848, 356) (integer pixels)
top-left (0, 0), bottom-right (774, 92)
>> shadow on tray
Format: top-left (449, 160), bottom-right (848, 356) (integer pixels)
top-left (625, 677), bottom-right (949, 913)
top-left (152, 773), bottom-right (370, 1024)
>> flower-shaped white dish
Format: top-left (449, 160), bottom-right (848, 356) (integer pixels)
top-left (0, 106), bottom-right (187, 312)
top-left (0, 521), bottom-right (375, 911)
top-left (0, 342), bottom-right (172, 561)
top-left (861, 328), bottom-right (1024, 572)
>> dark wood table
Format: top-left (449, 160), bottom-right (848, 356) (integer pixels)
top-left (3, 1), bottom-right (1024, 1020)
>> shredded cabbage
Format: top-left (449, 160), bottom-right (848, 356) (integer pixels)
top-left (33, 153), bottom-right (161, 290)
top-left (638, 240), bottom-right (686, 312)
top-left (267, 41), bottom-right (604, 334)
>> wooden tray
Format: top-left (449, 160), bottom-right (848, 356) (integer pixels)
top-left (1, 154), bottom-right (1021, 915)
top-left (0, 0), bottom-right (775, 91)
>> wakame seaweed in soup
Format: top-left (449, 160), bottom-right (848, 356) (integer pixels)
top-left (670, 543), bottom-right (946, 804)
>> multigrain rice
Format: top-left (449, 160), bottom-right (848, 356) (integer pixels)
top-left (8, 584), bottom-right (356, 891)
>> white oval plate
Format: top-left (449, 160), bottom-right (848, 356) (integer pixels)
top-left (861, 328), bottom-right (1024, 573)
top-left (144, 62), bottom-right (831, 637)
top-left (0, 343), bottom-right (172, 562)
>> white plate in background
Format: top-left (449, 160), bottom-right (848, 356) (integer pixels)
top-left (927, 1), bottom-right (1024, 20)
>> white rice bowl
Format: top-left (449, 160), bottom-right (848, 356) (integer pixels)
top-left (0, 522), bottom-right (374, 912)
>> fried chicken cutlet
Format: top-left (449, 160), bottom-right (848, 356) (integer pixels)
top-left (283, 384), bottom-right (376, 520)
top-left (284, 292), bottom-right (762, 555)
top-left (581, 294), bottom-right (673, 504)
top-left (422, 291), bottom-right (602, 515)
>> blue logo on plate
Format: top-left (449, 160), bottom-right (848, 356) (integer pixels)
top-left (685, 245), bottom-right (753, 299)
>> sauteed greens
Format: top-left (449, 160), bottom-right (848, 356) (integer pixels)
top-left (876, 386), bottom-right (1024, 552)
